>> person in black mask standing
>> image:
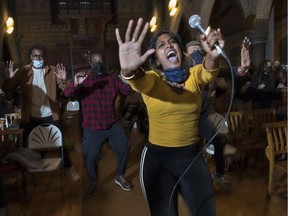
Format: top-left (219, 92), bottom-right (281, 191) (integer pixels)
top-left (64, 53), bottom-right (134, 198)
top-left (250, 60), bottom-right (280, 109)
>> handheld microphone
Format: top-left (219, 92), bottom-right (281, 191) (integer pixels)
top-left (189, 14), bottom-right (227, 59)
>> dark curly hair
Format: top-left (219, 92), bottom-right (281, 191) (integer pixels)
top-left (28, 44), bottom-right (47, 56)
top-left (147, 29), bottom-right (185, 71)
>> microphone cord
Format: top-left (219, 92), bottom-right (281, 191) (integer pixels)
top-left (168, 55), bottom-right (235, 216)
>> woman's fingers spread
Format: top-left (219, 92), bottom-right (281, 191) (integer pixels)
top-left (131, 18), bottom-right (143, 42)
top-left (137, 21), bottom-right (149, 44)
top-left (125, 20), bottom-right (134, 42)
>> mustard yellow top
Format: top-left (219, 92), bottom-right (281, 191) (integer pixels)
top-left (128, 64), bottom-right (219, 147)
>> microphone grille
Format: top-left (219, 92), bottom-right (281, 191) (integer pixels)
top-left (189, 14), bottom-right (201, 28)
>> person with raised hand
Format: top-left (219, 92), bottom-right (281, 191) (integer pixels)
top-left (115, 18), bottom-right (224, 216)
top-left (64, 53), bottom-right (134, 197)
top-left (2, 44), bottom-right (80, 182)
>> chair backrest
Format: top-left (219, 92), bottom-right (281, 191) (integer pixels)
top-left (4, 112), bottom-right (21, 128)
top-left (66, 100), bottom-right (80, 111)
top-left (27, 124), bottom-right (62, 150)
top-left (225, 111), bottom-right (251, 136)
top-left (252, 108), bottom-right (277, 135)
top-left (207, 112), bottom-right (229, 135)
top-left (0, 129), bottom-right (24, 155)
top-left (0, 120), bottom-right (5, 131)
top-left (264, 121), bottom-right (287, 160)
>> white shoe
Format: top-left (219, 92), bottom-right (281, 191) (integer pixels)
top-left (224, 144), bottom-right (237, 155)
top-left (206, 144), bottom-right (215, 155)
top-left (68, 167), bottom-right (80, 182)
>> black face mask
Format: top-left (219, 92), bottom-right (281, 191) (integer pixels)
top-left (263, 66), bottom-right (272, 83)
top-left (92, 62), bottom-right (106, 76)
top-left (264, 66), bottom-right (271, 76)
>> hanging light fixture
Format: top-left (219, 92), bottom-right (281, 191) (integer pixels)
top-left (169, 7), bottom-right (178, 16)
top-left (6, 17), bottom-right (14, 34)
top-left (168, 0), bottom-right (178, 17)
top-left (150, 16), bottom-right (157, 32)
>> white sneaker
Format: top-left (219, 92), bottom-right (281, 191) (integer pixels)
top-left (68, 167), bottom-right (80, 182)
top-left (206, 144), bottom-right (215, 155)
top-left (224, 144), bottom-right (237, 155)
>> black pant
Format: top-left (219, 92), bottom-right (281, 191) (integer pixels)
top-left (82, 121), bottom-right (130, 182)
top-left (140, 143), bottom-right (216, 216)
top-left (0, 177), bottom-right (5, 208)
top-left (199, 113), bottom-right (225, 175)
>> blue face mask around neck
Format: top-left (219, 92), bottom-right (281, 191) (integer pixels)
top-left (163, 67), bottom-right (188, 84)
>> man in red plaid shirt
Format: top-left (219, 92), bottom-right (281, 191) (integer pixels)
top-left (64, 53), bottom-right (134, 197)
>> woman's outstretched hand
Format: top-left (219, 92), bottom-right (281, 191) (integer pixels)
top-left (115, 18), bottom-right (155, 75)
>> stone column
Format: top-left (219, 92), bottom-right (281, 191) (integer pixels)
top-left (251, 37), bottom-right (267, 68)
top-left (248, 18), bottom-right (269, 68)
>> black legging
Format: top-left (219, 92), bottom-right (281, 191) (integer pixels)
top-left (140, 143), bottom-right (216, 216)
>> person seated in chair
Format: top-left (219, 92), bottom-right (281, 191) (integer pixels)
top-left (185, 39), bottom-right (250, 189)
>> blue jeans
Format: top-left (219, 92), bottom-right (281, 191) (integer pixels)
top-left (82, 121), bottom-right (130, 182)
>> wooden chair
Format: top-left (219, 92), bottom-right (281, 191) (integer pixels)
top-left (0, 120), bottom-right (5, 131)
top-left (264, 121), bottom-right (287, 197)
top-left (0, 129), bottom-right (26, 201)
top-left (252, 108), bottom-right (277, 136)
top-left (225, 111), bottom-right (267, 179)
top-left (0, 129), bottom-right (24, 152)
top-left (4, 112), bottom-right (21, 129)
top-left (250, 108), bottom-right (278, 171)
top-left (206, 112), bottom-right (240, 180)
top-left (226, 111), bottom-right (251, 137)
top-left (26, 123), bottom-right (65, 200)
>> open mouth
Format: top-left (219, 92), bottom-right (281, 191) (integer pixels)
top-left (167, 50), bottom-right (178, 63)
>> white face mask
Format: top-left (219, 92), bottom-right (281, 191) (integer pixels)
top-left (32, 60), bottom-right (44, 68)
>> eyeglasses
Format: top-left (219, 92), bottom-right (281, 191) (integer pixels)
top-left (94, 59), bottom-right (103, 63)
top-left (31, 54), bottom-right (44, 59)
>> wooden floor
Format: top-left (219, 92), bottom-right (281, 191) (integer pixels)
top-left (3, 117), bottom-right (287, 216)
